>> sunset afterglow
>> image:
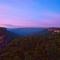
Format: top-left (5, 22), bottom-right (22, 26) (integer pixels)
top-left (0, 0), bottom-right (60, 27)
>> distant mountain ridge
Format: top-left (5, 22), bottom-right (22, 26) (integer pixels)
top-left (7, 28), bottom-right (48, 36)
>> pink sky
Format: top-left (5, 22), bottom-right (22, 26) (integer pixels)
top-left (0, 1), bottom-right (60, 28)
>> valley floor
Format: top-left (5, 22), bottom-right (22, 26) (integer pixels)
top-left (0, 32), bottom-right (60, 60)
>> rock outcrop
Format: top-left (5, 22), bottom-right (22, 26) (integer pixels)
top-left (0, 27), bottom-right (7, 44)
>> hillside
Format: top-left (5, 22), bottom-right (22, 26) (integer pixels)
top-left (0, 27), bottom-right (19, 48)
top-left (0, 27), bottom-right (60, 60)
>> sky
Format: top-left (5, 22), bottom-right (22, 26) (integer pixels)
top-left (0, 0), bottom-right (60, 27)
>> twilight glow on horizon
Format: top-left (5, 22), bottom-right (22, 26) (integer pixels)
top-left (0, 0), bottom-right (60, 27)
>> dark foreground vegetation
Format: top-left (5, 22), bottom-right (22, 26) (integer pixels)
top-left (0, 27), bottom-right (60, 60)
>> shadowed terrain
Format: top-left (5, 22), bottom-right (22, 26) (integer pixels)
top-left (0, 27), bottom-right (60, 60)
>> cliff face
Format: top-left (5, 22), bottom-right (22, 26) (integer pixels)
top-left (0, 27), bottom-right (7, 35)
top-left (0, 27), bottom-right (7, 44)
top-left (0, 27), bottom-right (17, 49)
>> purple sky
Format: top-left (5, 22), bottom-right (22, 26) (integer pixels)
top-left (0, 0), bottom-right (60, 27)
